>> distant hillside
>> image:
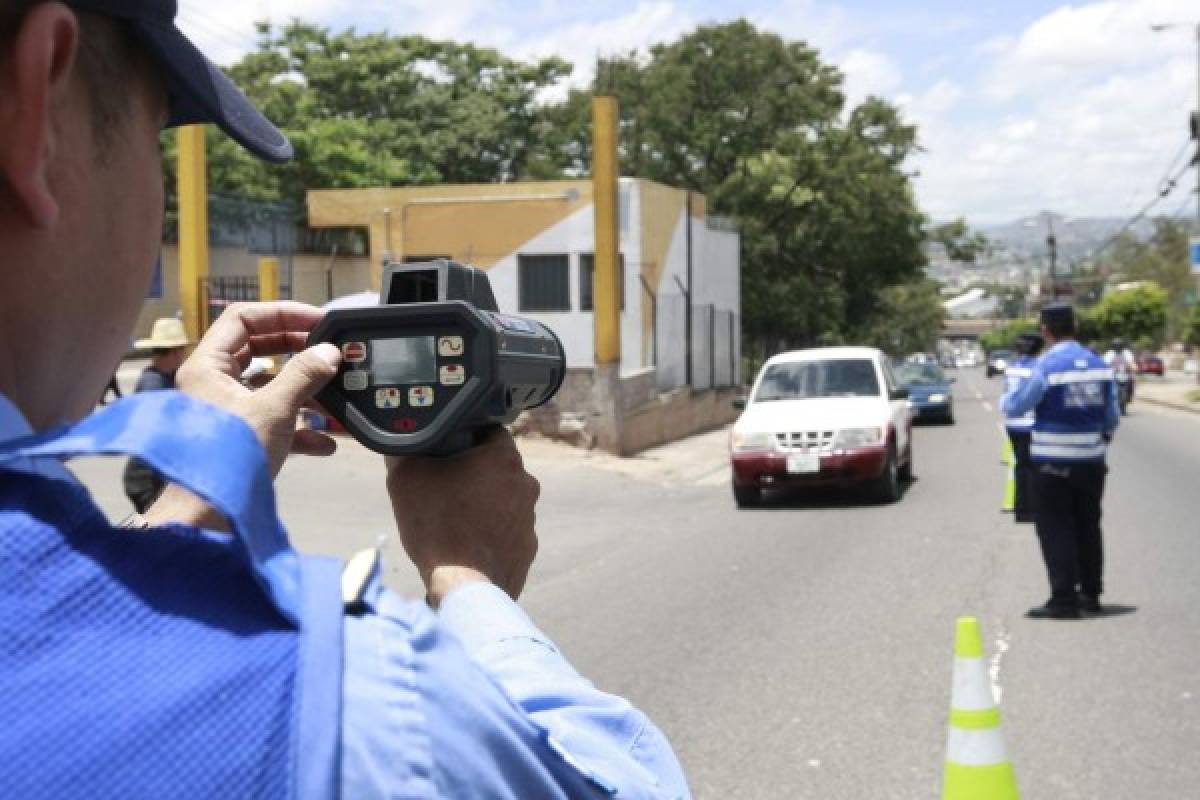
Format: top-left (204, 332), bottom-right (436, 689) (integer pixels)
top-left (977, 212), bottom-right (1161, 263)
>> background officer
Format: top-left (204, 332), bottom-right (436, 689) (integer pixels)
top-left (1002, 331), bottom-right (1043, 524)
top-left (1001, 303), bottom-right (1120, 619)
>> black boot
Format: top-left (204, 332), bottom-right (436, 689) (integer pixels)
top-left (1026, 597), bottom-right (1081, 620)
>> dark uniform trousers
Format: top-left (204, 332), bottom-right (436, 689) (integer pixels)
top-left (1032, 461), bottom-right (1106, 600)
top-left (1007, 431), bottom-right (1033, 519)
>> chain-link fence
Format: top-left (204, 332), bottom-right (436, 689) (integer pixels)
top-left (655, 296), bottom-right (739, 392)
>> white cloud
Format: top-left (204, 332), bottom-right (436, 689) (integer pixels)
top-left (839, 48), bottom-right (903, 108)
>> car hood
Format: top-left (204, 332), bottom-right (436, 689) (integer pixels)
top-left (905, 383), bottom-right (952, 398)
top-left (736, 396), bottom-right (890, 433)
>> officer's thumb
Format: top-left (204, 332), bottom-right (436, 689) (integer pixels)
top-left (265, 343), bottom-right (341, 412)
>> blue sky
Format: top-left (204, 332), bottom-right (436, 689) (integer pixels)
top-left (179, 0), bottom-right (1200, 226)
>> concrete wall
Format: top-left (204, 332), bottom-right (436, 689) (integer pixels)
top-left (618, 385), bottom-right (741, 455)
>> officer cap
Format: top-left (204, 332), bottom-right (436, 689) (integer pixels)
top-left (64, 0), bottom-right (292, 163)
top-left (1039, 302), bottom-right (1075, 329)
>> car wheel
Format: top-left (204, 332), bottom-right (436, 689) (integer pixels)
top-left (733, 483), bottom-right (761, 508)
top-left (872, 446), bottom-right (901, 504)
top-left (944, 410), bottom-right (955, 425)
top-left (899, 444), bottom-right (914, 482)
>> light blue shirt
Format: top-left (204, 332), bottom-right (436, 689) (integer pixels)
top-left (0, 395), bottom-right (690, 799)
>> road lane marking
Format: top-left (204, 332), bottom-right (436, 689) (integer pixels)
top-left (988, 628), bottom-right (1012, 704)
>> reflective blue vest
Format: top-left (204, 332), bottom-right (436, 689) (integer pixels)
top-left (0, 392), bottom-right (342, 799)
top-left (1030, 341), bottom-right (1114, 463)
top-left (1003, 355), bottom-right (1037, 432)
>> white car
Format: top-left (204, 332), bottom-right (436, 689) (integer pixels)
top-left (730, 347), bottom-right (913, 507)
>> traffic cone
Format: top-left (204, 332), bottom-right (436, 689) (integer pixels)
top-left (1001, 438), bottom-right (1015, 512)
top-left (942, 617), bottom-right (1020, 800)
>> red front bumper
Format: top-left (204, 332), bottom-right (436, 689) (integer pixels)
top-left (732, 447), bottom-right (888, 489)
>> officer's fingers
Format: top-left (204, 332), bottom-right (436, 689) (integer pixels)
top-left (262, 343), bottom-right (341, 412)
top-left (291, 428), bottom-right (338, 457)
top-left (195, 302), bottom-right (324, 359)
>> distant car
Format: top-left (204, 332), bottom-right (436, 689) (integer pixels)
top-left (986, 349), bottom-right (1013, 377)
top-left (955, 352), bottom-right (978, 369)
top-left (896, 363), bottom-right (955, 424)
top-left (730, 347), bottom-right (913, 507)
top-left (1136, 353), bottom-right (1164, 376)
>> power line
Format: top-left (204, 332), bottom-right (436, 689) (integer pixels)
top-left (1085, 159), bottom-right (1194, 262)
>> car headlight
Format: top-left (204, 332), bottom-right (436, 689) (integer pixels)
top-left (732, 431), bottom-right (775, 452)
top-left (928, 393), bottom-right (948, 404)
top-left (834, 426), bottom-right (884, 450)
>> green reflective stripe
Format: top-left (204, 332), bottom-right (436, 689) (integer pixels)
top-left (955, 617), bottom-right (984, 658)
top-left (943, 761), bottom-right (1020, 799)
top-left (950, 707), bottom-right (1002, 729)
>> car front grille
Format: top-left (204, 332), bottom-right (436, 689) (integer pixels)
top-left (774, 430), bottom-right (836, 453)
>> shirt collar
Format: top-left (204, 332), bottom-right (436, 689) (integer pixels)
top-left (0, 393), bottom-right (34, 442)
top-left (0, 392), bottom-right (79, 484)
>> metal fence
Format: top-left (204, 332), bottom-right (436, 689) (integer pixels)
top-left (203, 275), bottom-right (259, 326)
top-left (656, 295), bottom-right (740, 392)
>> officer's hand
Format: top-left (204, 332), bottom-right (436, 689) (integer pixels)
top-left (386, 430), bottom-right (539, 606)
top-left (175, 302), bottom-right (341, 477)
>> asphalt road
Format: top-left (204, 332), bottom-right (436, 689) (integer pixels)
top-left (72, 368), bottom-right (1200, 799)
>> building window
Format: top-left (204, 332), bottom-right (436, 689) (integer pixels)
top-left (518, 254), bottom-right (571, 312)
top-left (579, 253), bottom-right (625, 312)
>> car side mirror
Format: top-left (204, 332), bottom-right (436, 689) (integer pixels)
top-left (890, 387), bottom-right (909, 401)
top-left (732, 396), bottom-right (747, 410)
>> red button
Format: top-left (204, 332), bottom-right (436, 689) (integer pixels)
top-left (343, 342), bottom-right (367, 363)
top-left (392, 418), bottom-right (418, 433)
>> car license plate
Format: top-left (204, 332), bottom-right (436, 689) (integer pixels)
top-left (786, 453), bottom-right (820, 474)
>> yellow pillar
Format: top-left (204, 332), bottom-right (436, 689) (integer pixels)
top-left (258, 257), bottom-right (280, 302)
top-left (177, 125), bottom-right (210, 341)
top-left (592, 96), bottom-right (621, 365)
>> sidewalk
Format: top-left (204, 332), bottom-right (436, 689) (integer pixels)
top-left (1136, 372), bottom-right (1200, 415)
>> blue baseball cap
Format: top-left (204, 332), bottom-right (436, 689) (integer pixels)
top-left (66, 0), bottom-right (293, 163)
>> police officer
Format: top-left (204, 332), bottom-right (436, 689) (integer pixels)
top-left (1002, 332), bottom-right (1043, 524)
top-left (1001, 303), bottom-right (1120, 619)
top-left (0, 2), bottom-right (688, 797)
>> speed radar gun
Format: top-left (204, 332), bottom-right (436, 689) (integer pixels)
top-left (307, 260), bottom-right (565, 456)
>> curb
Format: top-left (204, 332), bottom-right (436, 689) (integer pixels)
top-left (1138, 395), bottom-right (1200, 416)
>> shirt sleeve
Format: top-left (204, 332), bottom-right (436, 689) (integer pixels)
top-left (339, 582), bottom-right (691, 800)
top-left (1000, 367), bottom-right (1046, 417)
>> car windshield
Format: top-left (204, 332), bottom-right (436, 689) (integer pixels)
top-left (896, 364), bottom-right (946, 386)
top-left (754, 359), bottom-right (880, 402)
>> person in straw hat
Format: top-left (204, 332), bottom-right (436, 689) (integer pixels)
top-left (121, 317), bottom-right (191, 512)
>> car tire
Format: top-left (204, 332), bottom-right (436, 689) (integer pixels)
top-left (899, 445), bottom-right (914, 483)
top-left (872, 446), bottom-right (901, 504)
top-left (733, 483), bottom-right (761, 508)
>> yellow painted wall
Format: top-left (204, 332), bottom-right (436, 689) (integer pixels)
top-left (309, 182), bottom-right (594, 288)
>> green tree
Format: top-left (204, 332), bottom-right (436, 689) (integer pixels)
top-left (1185, 304), bottom-right (1200, 349)
top-left (929, 218), bottom-right (989, 263)
top-left (980, 319), bottom-right (1038, 353)
top-left (1088, 284), bottom-right (1169, 347)
top-left (166, 22), bottom-right (571, 217)
top-left (859, 280), bottom-right (946, 355)
top-left (539, 20), bottom-right (928, 354)
top-left (1098, 218), bottom-right (1194, 339)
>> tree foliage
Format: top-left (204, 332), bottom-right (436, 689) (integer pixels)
top-left (534, 21), bottom-right (930, 353)
top-left (166, 22), bottom-right (571, 217)
top-left (929, 218), bottom-right (989, 263)
top-left (178, 19), bottom-right (937, 354)
top-left (1086, 284), bottom-right (1169, 348)
top-left (1098, 218), bottom-right (1194, 339)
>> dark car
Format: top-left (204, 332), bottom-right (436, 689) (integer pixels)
top-left (896, 362), bottom-right (955, 424)
top-left (1136, 353), bottom-right (1164, 376)
top-left (985, 349), bottom-right (1013, 377)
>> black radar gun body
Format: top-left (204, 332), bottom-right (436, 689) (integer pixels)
top-left (307, 260), bottom-right (566, 456)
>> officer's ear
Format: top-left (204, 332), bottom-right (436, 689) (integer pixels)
top-left (0, 3), bottom-right (80, 229)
